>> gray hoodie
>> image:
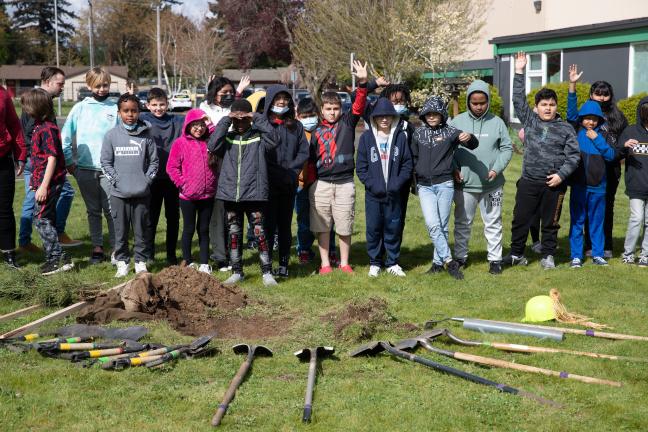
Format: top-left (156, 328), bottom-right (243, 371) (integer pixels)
top-left (101, 121), bottom-right (159, 199)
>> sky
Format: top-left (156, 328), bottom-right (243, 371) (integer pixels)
top-left (67, 0), bottom-right (211, 24)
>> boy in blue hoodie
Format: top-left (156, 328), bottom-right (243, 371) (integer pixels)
top-left (140, 88), bottom-right (184, 265)
top-left (101, 94), bottom-right (158, 277)
top-left (356, 99), bottom-right (412, 277)
top-left (566, 100), bottom-right (615, 267)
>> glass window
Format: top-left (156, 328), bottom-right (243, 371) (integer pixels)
top-left (632, 43), bottom-right (648, 94)
top-left (529, 54), bottom-right (542, 71)
top-left (529, 76), bottom-right (543, 90)
top-left (546, 51), bottom-right (561, 84)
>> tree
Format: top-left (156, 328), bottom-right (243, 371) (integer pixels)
top-left (176, 22), bottom-right (233, 89)
top-left (213, 0), bottom-right (303, 68)
top-left (0, 1), bottom-right (12, 64)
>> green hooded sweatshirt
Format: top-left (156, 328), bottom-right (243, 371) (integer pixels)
top-left (449, 80), bottom-right (512, 193)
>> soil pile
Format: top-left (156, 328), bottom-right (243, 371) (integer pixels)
top-left (78, 266), bottom-right (289, 338)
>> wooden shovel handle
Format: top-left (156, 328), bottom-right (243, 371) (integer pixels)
top-left (489, 342), bottom-right (647, 362)
top-left (452, 351), bottom-right (622, 387)
top-left (212, 358), bottom-right (252, 426)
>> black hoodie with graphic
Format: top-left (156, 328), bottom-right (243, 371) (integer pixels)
top-left (412, 96), bottom-right (478, 186)
top-left (617, 96), bottom-right (648, 200)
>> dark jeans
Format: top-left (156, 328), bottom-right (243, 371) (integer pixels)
top-left (366, 196), bottom-right (403, 267)
top-left (146, 178), bottom-right (179, 262)
top-left (209, 198), bottom-right (229, 263)
top-left (111, 195), bottom-right (150, 263)
top-left (180, 198), bottom-right (213, 265)
top-left (225, 201), bottom-right (271, 274)
top-left (510, 177), bottom-right (566, 258)
top-left (584, 167), bottom-right (619, 252)
top-left (0, 155), bottom-right (16, 251)
top-left (265, 190), bottom-right (296, 266)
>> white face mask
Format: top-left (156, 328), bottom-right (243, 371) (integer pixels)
top-left (299, 116), bottom-right (318, 131)
top-left (393, 104), bottom-right (407, 114)
top-left (271, 105), bottom-right (289, 115)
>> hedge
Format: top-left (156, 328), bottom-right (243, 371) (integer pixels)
top-left (525, 82), bottom-right (590, 121)
top-left (617, 92), bottom-right (648, 125)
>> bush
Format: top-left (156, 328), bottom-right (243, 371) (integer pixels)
top-left (526, 82), bottom-right (591, 120)
top-left (617, 92), bottom-right (648, 125)
top-left (457, 84), bottom-right (504, 118)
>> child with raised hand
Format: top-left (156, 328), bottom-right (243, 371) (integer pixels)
top-left (503, 52), bottom-right (580, 270)
top-left (208, 99), bottom-right (279, 286)
top-left (412, 96), bottom-right (478, 280)
top-left (565, 98), bottom-right (615, 268)
top-left (61, 67), bottom-right (118, 265)
top-left (295, 98), bottom-right (337, 265)
top-left (20, 89), bottom-right (73, 275)
top-left (356, 98), bottom-right (412, 277)
top-left (617, 97), bottom-right (648, 267)
top-left (309, 60), bottom-right (368, 275)
top-left (101, 94), bottom-right (158, 277)
top-left (140, 88), bottom-right (184, 265)
top-left (568, 64), bottom-right (628, 258)
top-left (262, 84), bottom-right (309, 277)
top-left (167, 109), bottom-right (217, 274)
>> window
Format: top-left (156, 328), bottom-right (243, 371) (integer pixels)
top-left (546, 52), bottom-right (561, 84)
top-left (629, 42), bottom-right (648, 95)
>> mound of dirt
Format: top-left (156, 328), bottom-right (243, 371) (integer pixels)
top-left (323, 297), bottom-right (398, 342)
top-left (77, 266), bottom-right (290, 338)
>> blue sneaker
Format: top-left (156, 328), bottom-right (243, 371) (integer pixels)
top-left (592, 256), bottom-right (609, 266)
top-left (570, 258), bottom-right (583, 269)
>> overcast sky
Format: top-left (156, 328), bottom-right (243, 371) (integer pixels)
top-left (67, 0), bottom-right (210, 24)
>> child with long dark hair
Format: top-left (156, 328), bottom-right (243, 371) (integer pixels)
top-left (568, 65), bottom-right (628, 258)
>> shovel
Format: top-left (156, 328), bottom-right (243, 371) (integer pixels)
top-left (145, 334), bottom-right (215, 368)
top-left (395, 332), bottom-right (622, 387)
top-left (294, 346), bottom-right (335, 423)
top-left (212, 344), bottom-right (273, 427)
top-left (350, 340), bottom-right (560, 407)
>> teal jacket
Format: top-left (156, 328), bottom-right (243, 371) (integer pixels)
top-left (449, 80), bottom-right (512, 193)
top-left (61, 97), bottom-right (119, 170)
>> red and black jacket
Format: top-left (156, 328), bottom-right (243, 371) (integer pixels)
top-left (310, 83), bottom-right (367, 184)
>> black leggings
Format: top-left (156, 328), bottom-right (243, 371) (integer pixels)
top-left (265, 191), bottom-right (296, 266)
top-left (0, 156), bottom-right (16, 251)
top-left (179, 198), bottom-right (213, 265)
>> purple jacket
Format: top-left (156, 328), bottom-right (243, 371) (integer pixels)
top-left (167, 108), bottom-right (217, 201)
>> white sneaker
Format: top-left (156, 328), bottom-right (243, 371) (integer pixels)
top-left (219, 265), bottom-right (232, 272)
top-left (188, 262), bottom-right (198, 269)
top-left (387, 264), bottom-right (406, 277)
top-left (198, 264), bottom-right (212, 274)
top-left (134, 261), bottom-right (148, 274)
top-left (223, 273), bottom-right (243, 285)
top-left (111, 252), bottom-right (118, 266)
top-left (114, 261), bottom-right (129, 277)
top-left (367, 265), bottom-right (381, 277)
top-left (262, 272), bottom-right (278, 287)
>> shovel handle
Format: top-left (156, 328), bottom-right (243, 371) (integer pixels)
top-left (488, 342), bottom-right (648, 362)
top-left (212, 358), bottom-right (252, 427)
top-left (303, 354), bottom-right (317, 423)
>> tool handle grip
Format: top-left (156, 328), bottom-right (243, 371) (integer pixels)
top-left (302, 404), bottom-right (312, 423)
top-left (212, 360), bottom-right (251, 426)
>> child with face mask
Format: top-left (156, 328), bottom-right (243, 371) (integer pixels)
top-left (262, 85), bottom-right (309, 277)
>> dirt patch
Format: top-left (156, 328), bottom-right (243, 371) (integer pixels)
top-left (77, 266), bottom-right (290, 338)
top-left (322, 297), bottom-right (409, 342)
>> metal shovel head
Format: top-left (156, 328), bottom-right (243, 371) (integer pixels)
top-left (233, 343), bottom-right (273, 357)
top-left (294, 346), bottom-right (335, 361)
top-left (393, 338), bottom-right (420, 351)
top-left (349, 341), bottom-right (386, 357)
top-left (188, 334), bottom-right (215, 351)
top-left (420, 329), bottom-right (447, 340)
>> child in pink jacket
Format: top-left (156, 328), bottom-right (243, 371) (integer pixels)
top-left (167, 109), bottom-right (218, 273)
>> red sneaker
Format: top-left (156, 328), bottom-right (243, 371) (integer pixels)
top-left (338, 264), bottom-right (353, 274)
top-left (319, 265), bottom-right (333, 275)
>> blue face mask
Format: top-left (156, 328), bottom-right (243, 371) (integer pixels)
top-left (393, 104), bottom-right (408, 115)
top-left (271, 105), bottom-right (289, 115)
top-left (122, 119), bottom-right (138, 131)
top-left (299, 116), bottom-right (318, 131)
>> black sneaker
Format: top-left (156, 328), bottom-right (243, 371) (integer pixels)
top-left (273, 266), bottom-right (289, 278)
top-left (246, 240), bottom-right (258, 251)
top-left (489, 261), bottom-right (503, 275)
top-left (446, 260), bottom-right (464, 280)
top-left (41, 254), bottom-right (74, 276)
top-left (89, 250), bottom-right (105, 265)
top-left (502, 254), bottom-right (528, 266)
top-left (3, 251), bottom-right (20, 269)
top-left (426, 263), bottom-right (444, 274)
top-left (455, 257), bottom-right (468, 268)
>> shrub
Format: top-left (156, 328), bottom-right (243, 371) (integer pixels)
top-left (457, 84), bottom-right (504, 118)
top-left (526, 82), bottom-right (591, 120)
top-left (617, 92), bottom-right (648, 125)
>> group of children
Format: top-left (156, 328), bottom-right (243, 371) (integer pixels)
top-left (13, 53), bottom-right (648, 282)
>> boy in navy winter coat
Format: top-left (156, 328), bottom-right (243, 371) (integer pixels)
top-left (566, 100), bottom-right (615, 267)
top-left (356, 99), bottom-right (412, 277)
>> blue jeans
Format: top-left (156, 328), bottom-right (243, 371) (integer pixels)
top-left (418, 180), bottom-right (454, 265)
top-left (19, 160), bottom-right (75, 246)
top-left (294, 186), bottom-right (335, 254)
top-left (569, 186), bottom-right (605, 259)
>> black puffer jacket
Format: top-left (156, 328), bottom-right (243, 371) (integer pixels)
top-left (618, 96), bottom-right (648, 200)
top-left (263, 84), bottom-right (309, 194)
top-left (207, 113), bottom-right (278, 202)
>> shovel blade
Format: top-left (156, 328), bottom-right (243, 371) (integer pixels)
top-left (349, 341), bottom-right (385, 357)
top-left (252, 345), bottom-right (273, 357)
top-left (393, 338), bottom-right (420, 351)
top-left (420, 329), bottom-right (447, 340)
top-left (295, 346), bottom-right (335, 361)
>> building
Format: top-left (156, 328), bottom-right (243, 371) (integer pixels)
top-left (449, 0), bottom-right (648, 122)
top-left (0, 65), bottom-right (129, 101)
top-left (222, 67), bottom-right (298, 89)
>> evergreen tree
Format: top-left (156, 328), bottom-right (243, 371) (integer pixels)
top-left (13, 0), bottom-right (78, 44)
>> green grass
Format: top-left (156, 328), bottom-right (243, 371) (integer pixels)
top-left (13, 99), bottom-right (77, 118)
top-left (2, 145), bottom-right (648, 431)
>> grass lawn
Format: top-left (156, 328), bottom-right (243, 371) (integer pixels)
top-left (1, 147), bottom-right (648, 431)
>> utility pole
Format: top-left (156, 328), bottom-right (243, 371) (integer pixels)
top-left (350, 52), bottom-right (355, 91)
top-left (88, 0), bottom-right (94, 69)
top-left (54, 0), bottom-right (62, 114)
top-left (156, 3), bottom-right (162, 87)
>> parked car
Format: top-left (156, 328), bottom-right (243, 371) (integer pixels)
top-left (137, 91), bottom-right (149, 111)
top-left (294, 89), bottom-right (311, 104)
top-left (106, 92), bottom-right (121, 104)
top-left (168, 93), bottom-right (192, 111)
top-left (338, 92), bottom-right (352, 112)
